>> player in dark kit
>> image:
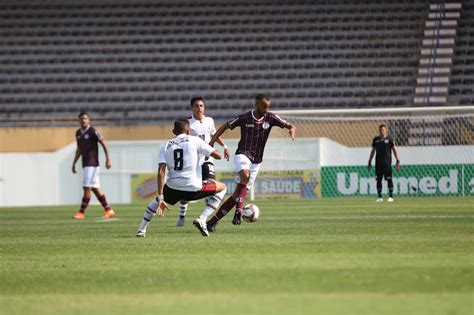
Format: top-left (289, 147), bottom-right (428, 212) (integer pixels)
top-left (368, 124), bottom-right (401, 202)
top-left (205, 94), bottom-right (297, 232)
top-left (72, 112), bottom-right (116, 219)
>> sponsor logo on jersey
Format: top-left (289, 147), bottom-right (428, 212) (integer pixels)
top-left (245, 124), bottom-right (254, 128)
top-left (166, 137), bottom-right (189, 149)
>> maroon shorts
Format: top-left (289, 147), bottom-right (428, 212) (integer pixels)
top-left (163, 180), bottom-right (217, 205)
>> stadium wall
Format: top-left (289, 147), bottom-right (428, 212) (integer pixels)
top-left (0, 138), bottom-right (472, 207)
top-left (0, 121), bottom-right (393, 152)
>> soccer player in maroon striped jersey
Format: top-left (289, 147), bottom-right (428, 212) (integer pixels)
top-left (71, 112), bottom-right (116, 219)
top-left (206, 94), bottom-right (296, 231)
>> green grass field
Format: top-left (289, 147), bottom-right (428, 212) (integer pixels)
top-left (0, 197), bottom-right (473, 315)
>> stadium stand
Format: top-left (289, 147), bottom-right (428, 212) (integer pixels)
top-left (0, 0), bottom-right (463, 126)
top-left (449, 0), bottom-right (474, 105)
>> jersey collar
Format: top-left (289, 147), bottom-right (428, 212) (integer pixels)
top-left (251, 110), bottom-right (265, 122)
top-left (191, 114), bottom-right (206, 122)
top-left (80, 125), bottom-right (91, 134)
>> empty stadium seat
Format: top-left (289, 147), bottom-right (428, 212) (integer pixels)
top-left (0, 0), bottom-right (436, 126)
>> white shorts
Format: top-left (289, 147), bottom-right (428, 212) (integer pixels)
top-left (233, 154), bottom-right (261, 190)
top-left (83, 166), bottom-right (100, 188)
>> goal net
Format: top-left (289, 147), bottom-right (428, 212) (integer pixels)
top-left (250, 106), bottom-right (474, 199)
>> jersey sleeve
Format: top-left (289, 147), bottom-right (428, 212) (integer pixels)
top-left (95, 129), bottom-right (104, 141)
top-left (157, 143), bottom-right (166, 165)
top-left (210, 118), bottom-right (217, 136)
top-left (390, 137), bottom-right (395, 148)
top-left (89, 127), bottom-right (103, 141)
top-left (371, 137), bottom-right (377, 147)
top-left (197, 138), bottom-right (215, 157)
top-left (269, 112), bottom-right (288, 128)
top-left (227, 113), bottom-right (246, 130)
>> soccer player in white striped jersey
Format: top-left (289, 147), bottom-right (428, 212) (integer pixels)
top-left (136, 119), bottom-right (227, 237)
top-left (175, 97), bottom-right (230, 227)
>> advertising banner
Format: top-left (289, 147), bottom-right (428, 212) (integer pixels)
top-left (321, 164), bottom-right (474, 197)
top-left (218, 170), bottom-right (320, 199)
top-left (131, 170), bottom-right (321, 202)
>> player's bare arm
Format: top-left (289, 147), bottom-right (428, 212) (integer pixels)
top-left (156, 163), bottom-right (168, 216)
top-left (392, 144), bottom-right (401, 171)
top-left (72, 147), bottom-right (81, 174)
top-left (285, 123), bottom-right (297, 140)
top-left (209, 123), bottom-right (230, 147)
top-left (214, 136), bottom-right (230, 161)
top-left (98, 138), bottom-right (112, 169)
top-left (368, 147), bottom-right (376, 170)
top-left (210, 149), bottom-right (222, 160)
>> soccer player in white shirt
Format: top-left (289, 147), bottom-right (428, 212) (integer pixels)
top-left (136, 119), bottom-right (227, 237)
top-left (176, 97), bottom-right (230, 227)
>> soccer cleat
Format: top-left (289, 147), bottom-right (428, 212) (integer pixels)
top-left (176, 216), bottom-right (185, 227)
top-left (387, 197), bottom-right (394, 202)
top-left (207, 222), bottom-right (217, 233)
top-left (376, 198), bottom-right (383, 203)
top-left (73, 211), bottom-right (85, 219)
top-left (102, 209), bottom-right (116, 219)
top-left (232, 211), bottom-right (242, 225)
top-left (136, 230), bottom-right (146, 238)
top-left (192, 218), bottom-right (209, 237)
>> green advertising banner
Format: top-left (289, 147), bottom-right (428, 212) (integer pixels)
top-left (321, 164), bottom-right (474, 197)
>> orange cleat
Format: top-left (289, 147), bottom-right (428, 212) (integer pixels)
top-left (73, 211), bottom-right (85, 219)
top-left (102, 209), bottom-right (116, 219)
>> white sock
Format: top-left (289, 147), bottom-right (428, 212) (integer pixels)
top-left (199, 206), bottom-right (215, 221)
top-left (138, 198), bottom-right (158, 232)
top-left (199, 188), bottom-right (226, 221)
top-left (179, 203), bottom-right (188, 217)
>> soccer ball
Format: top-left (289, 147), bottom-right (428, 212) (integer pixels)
top-left (242, 204), bottom-right (260, 223)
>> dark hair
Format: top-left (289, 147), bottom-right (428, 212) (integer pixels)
top-left (78, 112), bottom-right (88, 118)
top-left (173, 119), bottom-right (190, 135)
top-left (379, 124), bottom-right (387, 129)
top-left (255, 94), bottom-right (270, 101)
top-left (190, 96), bottom-right (205, 107)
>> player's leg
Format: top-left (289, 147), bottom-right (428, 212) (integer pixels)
top-left (91, 187), bottom-right (116, 218)
top-left (190, 180), bottom-right (226, 236)
top-left (176, 162), bottom-right (215, 226)
top-left (199, 189), bottom-right (227, 221)
top-left (232, 162), bottom-right (261, 224)
top-left (176, 200), bottom-right (188, 227)
top-left (136, 196), bottom-right (160, 237)
top-left (73, 166), bottom-right (95, 219)
top-left (87, 167), bottom-right (115, 218)
top-left (196, 162), bottom-right (224, 222)
top-left (385, 164), bottom-right (394, 202)
top-left (207, 155), bottom-right (250, 229)
top-left (73, 187), bottom-right (92, 219)
top-left (137, 185), bottom-right (179, 237)
top-left (375, 164), bottom-right (383, 202)
top-left (231, 169), bottom-right (250, 225)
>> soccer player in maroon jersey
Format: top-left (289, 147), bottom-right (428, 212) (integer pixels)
top-left (71, 112), bottom-right (116, 219)
top-left (205, 94), bottom-right (296, 232)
